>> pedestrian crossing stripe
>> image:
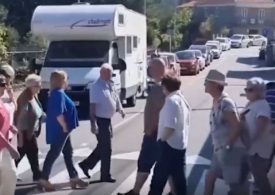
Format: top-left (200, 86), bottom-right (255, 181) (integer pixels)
top-left (17, 148), bottom-right (231, 195)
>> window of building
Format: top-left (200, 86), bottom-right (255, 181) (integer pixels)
top-left (133, 36), bottom-right (138, 49)
top-left (127, 36), bottom-right (132, 54)
top-left (241, 8), bottom-right (248, 18)
top-left (258, 9), bottom-right (265, 19)
top-left (118, 14), bottom-right (124, 25)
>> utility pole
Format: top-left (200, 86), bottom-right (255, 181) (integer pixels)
top-left (144, 0), bottom-right (147, 15)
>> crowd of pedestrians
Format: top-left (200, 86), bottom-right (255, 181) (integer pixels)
top-left (1, 55), bottom-right (275, 195)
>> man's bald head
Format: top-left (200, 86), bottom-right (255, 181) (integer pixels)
top-left (100, 63), bottom-right (113, 81)
top-left (148, 58), bottom-right (166, 82)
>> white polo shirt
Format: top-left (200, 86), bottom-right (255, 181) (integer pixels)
top-left (158, 91), bottom-right (190, 150)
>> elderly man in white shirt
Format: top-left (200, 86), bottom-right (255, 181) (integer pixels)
top-left (79, 63), bottom-right (124, 183)
top-left (148, 75), bottom-right (190, 195)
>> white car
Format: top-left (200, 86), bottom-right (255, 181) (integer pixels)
top-left (230, 34), bottom-right (252, 48)
top-left (216, 37), bottom-right (231, 51)
top-left (192, 50), bottom-right (206, 70)
top-left (206, 40), bottom-right (222, 54)
top-left (248, 34), bottom-right (267, 46)
top-left (206, 44), bottom-right (221, 59)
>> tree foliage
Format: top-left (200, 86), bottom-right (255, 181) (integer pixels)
top-left (0, 24), bottom-right (8, 61)
top-left (199, 15), bottom-right (215, 39)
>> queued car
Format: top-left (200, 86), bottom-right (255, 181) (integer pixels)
top-left (189, 45), bottom-right (211, 66)
top-left (158, 52), bottom-right (181, 77)
top-left (193, 50), bottom-right (206, 70)
top-left (176, 50), bottom-right (201, 75)
top-left (249, 34), bottom-right (267, 46)
top-left (206, 40), bottom-right (222, 54)
top-left (230, 34), bottom-right (252, 48)
top-left (215, 37), bottom-right (231, 51)
top-left (206, 43), bottom-right (221, 59)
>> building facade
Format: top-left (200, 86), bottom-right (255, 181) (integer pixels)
top-left (178, 0), bottom-right (275, 38)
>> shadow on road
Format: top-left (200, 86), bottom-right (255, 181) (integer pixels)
top-left (236, 56), bottom-right (265, 68)
top-left (227, 68), bottom-right (275, 81)
top-left (187, 135), bottom-right (213, 195)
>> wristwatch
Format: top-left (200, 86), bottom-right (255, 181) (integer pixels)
top-left (225, 145), bottom-right (231, 150)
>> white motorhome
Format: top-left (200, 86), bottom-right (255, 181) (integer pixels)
top-left (31, 4), bottom-right (147, 118)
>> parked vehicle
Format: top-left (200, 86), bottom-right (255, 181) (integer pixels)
top-left (206, 44), bottom-right (221, 59)
top-left (193, 50), bottom-right (205, 71)
top-left (216, 37), bottom-right (231, 51)
top-left (249, 34), bottom-right (267, 46)
top-left (176, 50), bottom-right (200, 75)
top-left (32, 4), bottom-right (147, 118)
top-left (230, 34), bottom-right (252, 48)
top-left (158, 52), bottom-right (181, 77)
top-left (189, 45), bottom-right (211, 66)
top-left (206, 40), bottom-right (222, 54)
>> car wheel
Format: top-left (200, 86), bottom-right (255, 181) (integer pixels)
top-left (126, 94), bottom-right (137, 107)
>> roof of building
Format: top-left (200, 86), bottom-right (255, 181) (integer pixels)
top-left (178, 0), bottom-right (275, 8)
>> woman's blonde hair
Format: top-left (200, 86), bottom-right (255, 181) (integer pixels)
top-left (50, 70), bottom-right (68, 89)
top-left (25, 74), bottom-right (41, 88)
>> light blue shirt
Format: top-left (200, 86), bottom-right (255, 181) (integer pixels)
top-left (89, 79), bottom-right (122, 119)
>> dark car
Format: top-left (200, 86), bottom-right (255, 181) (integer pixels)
top-left (176, 50), bottom-right (200, 75)
top-left (189, 45), bottom-right (211, 66)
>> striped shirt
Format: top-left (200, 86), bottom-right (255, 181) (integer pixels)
top-left (265, 82), bottom-right (275, 124)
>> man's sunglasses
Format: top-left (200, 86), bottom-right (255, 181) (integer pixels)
top-left (244, 88), bottom-right (254, 93)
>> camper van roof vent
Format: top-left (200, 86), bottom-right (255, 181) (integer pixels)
top-left (72, 2), bottom-right (90, 5)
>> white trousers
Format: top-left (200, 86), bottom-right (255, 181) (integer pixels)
top-left (0, 148), bottom-right (16, 195)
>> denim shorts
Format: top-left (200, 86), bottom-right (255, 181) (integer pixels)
top-left (137, 135), bottom-right (158, 173)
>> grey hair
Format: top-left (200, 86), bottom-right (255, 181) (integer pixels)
top-left (25, 74), bottom-right (41, 88)
top-left (247, 77), bottom-right (266, 90)
top-left (101, 63), bottom-right (113, 71)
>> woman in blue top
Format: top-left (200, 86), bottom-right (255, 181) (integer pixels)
top-left (39, 70), bottom-right (88, 191)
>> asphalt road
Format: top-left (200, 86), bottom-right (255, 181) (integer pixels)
top-left (15, 47), bottom-right (275, 195)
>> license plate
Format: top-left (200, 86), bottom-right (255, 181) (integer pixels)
top-left (74, 101), bottom-right (80, 106)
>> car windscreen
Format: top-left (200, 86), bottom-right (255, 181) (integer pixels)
top-left (195, 51), bottom-right (202, 57)
top-left (216, 38), bottom-right (225, 43)
top-left (231, 35), bottom-right (242, 40)
top-left (207, 44), bottom-right (218, 49)
top-left (46, 41), bottom-right (110, 60)
top-left (189, 46), bottom-right (206, 53)
top-left (176, 51), bottom-right (194, 60)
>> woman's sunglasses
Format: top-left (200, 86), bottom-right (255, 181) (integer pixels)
top-left (0, 83), bottom-right (7, 88)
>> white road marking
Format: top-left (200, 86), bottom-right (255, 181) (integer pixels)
top-left (194, 170), bottom-right (229, 195)
top-left (113, 110), bottom-right (143, 130)
top-left (17, 157), bottom-right (45, 176)
top-left (112, 151), bottom-right (211, 165)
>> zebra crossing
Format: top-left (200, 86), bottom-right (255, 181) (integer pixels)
top-left (16, 147), bottom-right (231, 195)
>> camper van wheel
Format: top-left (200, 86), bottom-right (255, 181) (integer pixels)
top-left (126, 94), bottom-right (137, 107)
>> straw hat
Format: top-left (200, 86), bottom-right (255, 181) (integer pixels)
top-left (205, 69), bottom-right (227, 86)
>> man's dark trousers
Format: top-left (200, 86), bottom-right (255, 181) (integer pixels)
top-left (80, 117), bottom-right (112, 179)
top-left (148, 141), bottom-right (186, 195)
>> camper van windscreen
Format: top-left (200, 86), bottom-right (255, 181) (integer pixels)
top-left (46, 41), bottom-right (110, 59)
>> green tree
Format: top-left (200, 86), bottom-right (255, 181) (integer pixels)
top-left (165, 8), bottom-right (193, 49)
top-left (199, 15), bottom-right (214, 39)
top-left (220, 26), bottom-right (230, 37)
top-left (0, 24), bottom-right (8, 61)
top-left (23, 32), bottom-right (47, 51)
top-left (6, 26), bottom-right (19, 50)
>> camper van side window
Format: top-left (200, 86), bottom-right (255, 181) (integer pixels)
top-left (133, 36), bottom-right (138, 49)
top-left (127, 36), bottom-right (132, 54)
top-left (119, 14), bottom-right (124, 25)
